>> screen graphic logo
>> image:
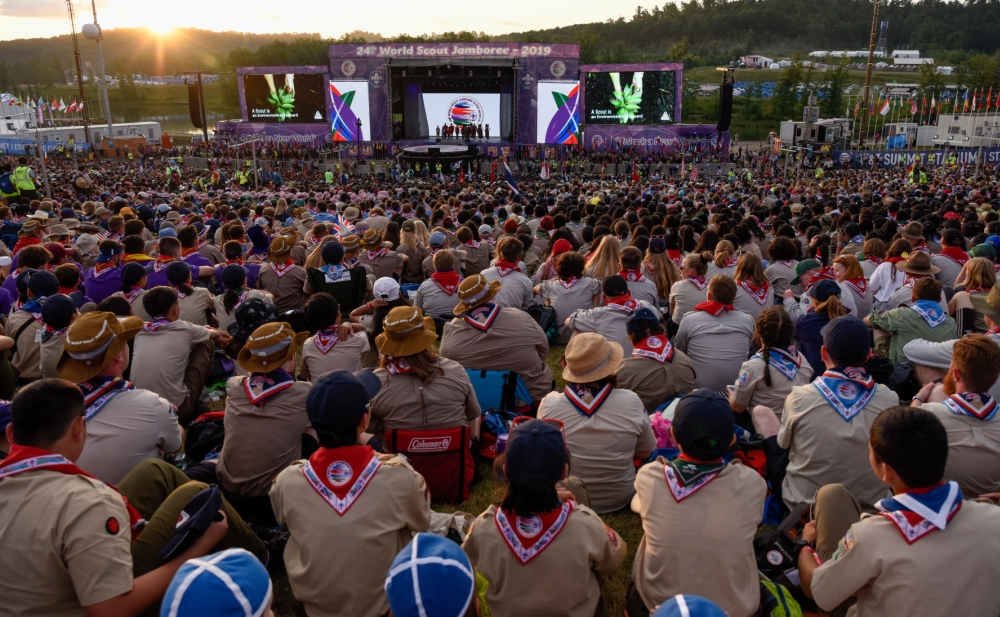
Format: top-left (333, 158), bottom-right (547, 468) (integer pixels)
top-left (448, 96), bottom-right (485, 126)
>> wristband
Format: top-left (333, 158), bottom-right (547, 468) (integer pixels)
top-left (802, 546), bottom-right (823, 566)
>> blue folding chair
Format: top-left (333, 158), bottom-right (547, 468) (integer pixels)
top-left (465, 369), bottom-right (532, 413)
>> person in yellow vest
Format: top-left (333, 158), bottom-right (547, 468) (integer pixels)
top-left (177, 155), bottom-right (184, 166)
top-left (12, 157), bottom-right (39, 200)
top-left (127, 151), bottom-right (134, 163)
top-left (815, 166), bottom-right (824, 179)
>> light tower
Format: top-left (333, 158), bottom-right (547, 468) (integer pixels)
top-left (81, 0), bottom-right (113, 149)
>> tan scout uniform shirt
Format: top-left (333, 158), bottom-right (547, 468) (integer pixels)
top-left (0, 470), bottom-right (133, 617)
top-left (359, 249), bottom-right (404, 280)
top-left (269, 455), bottom-right (432, 617)
top-left (177, 287), bottom-right (215, 326)
top-left (39, 330), bottom-right (68, 379)
top-left (398, 243), bottom-right (430, 284)
top-left (257, 262), bottom-right (309, 312)
top-left (217, 379), bottom-right (312, 498)
top-left (481, 267), bottom-right (535, 311)
top-left (77, 388), bottom-right (182, 485)
top-left (535, 276), bottom-right (601, 343)
top-left (132, 319), bottom-right (212, 408)
top-left (368, 357), bottom-right (481, 434)
top-left (463, 503), bottom-right (626, 617)
top-left (764, 261), bottom-right (798, 297)
top-left (668, 278), bottom-right (708, 325)
top-left (923, 399), bottom-right (1000, 497)
top-left (778, 382), bottom-right (898, 510)
top-left (439, 308), bottom-right (553, 404)
top-left (113, 289), bottom-right (151, 321)
top-left (811, 501), bottom-right (1000, 616)
top-left (414, 277), bottom-right (460, 319)
top-left (674, 309), bottom-right (755, 393)
top-left (8, 309), bottom-right (42, 381)
top-left (732, 353), bottom-right (814, 420)
top-left (538, 389), bottom-right (657, 513)
top-left (631, 460), bottom-right (766, 617)
top-left (458, 242), bottom-right (494, 276)
top-left (567, 301), bottom-right (655, 356)
top-left (213, 289), bottom-right (274, 335)
top-left (422, 249), bottom-right (466, 279)
top-left (616, 347), bottom-right (697, 412)
top-left (299, 331), bottom-right (369, 380)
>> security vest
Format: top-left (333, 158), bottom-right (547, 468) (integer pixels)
top-left (13, 167), bottom-right (35, 191)
top-left (127, 152), bottom-right (134, 161)
top-left (325, 170), bottom-right (334, 183)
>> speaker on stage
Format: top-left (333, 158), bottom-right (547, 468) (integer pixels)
top-left (716, 82), bottom-right (734, 133)
top-left (428, 147), bottom-right (440, 157)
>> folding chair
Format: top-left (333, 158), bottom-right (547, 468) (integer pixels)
top-left (384, 425), bottom-right (474, 503)
top-left (305, 267), bottom-right (367, 313)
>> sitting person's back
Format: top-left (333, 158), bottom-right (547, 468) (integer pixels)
top-left (868, 277), bottom-right (957, 364)
top-left (534, 251), bottom-right (601, 344)
top-left (481, 236), bottom-right (534, 310)
top-left (299, 293), bottom-right (369, 380)
top-left (616, 307), bottom-right (696, 412)
top-left (414, 249), bottom-right (463, 320)
top-left (567, 274), bottom-right (654, 355)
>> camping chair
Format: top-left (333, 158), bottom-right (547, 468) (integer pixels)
top-left (384, 425), bottom-right (474, 503)
top-left (464, 369), bottom-right (532, 414)
top-left (305, 267), bottom-right (367, 313)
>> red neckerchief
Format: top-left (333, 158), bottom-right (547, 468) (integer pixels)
top-left (92, 262), bottom-right (118, 278)
top-left (632, 334), bottom-right (674, 363)
top-left (965, 286), bottom-right (992, 294)
top-left (495, 501), bottom-right (575, 565)
top-left (777, 259), bottom-right (796, 268)
top-left (619, 268), bottom-right (645, 282)
top-left (143, 317), bottom-right (172, 333)
top-left (226, 258), bottom-right (244, 266)
top-left (152, 255), bottom-right (175, 273)
top-left (180, 247), bottom-right (198, 259)
top-left (0, 445), bottom-right (145, 540)
top-left (886, 256), bottom-right (906, 264)
top-left (365, 247), bottom-right (387, 261)
top-left (13, 236), bottom-right (42, 254)
top-left (564, 382), bottom-right (613, 417)
top-left (865, 256), bottom-right (884, 266)
top-left (464, 240), bottom-right (480, 249)
top-left (313, 327), bottom-right (339, 354)
top-left (604, 293), bottom-right (638, 313)
top-left (386, 357), bottom-right (413, 375)
top-left (124, 286), bottom-right (143, 303)
top-left (663, 454), bottom-right (727, 502)
top-left (269, 259), bottom-right (296, 278)
top-left (559, 276), bottom-right (579, 289)
top-left (937, 246), bottom-right (969, 265)
top-left (843, 277), bottom-right (868, 298)
top-left (172, 285), bottom-right (188, 300)
top-left (737, 279), bottom-right (770, 306)
top-left (430, 270), bottom-right (461, 295)
top-left (693, 301), bottom-right (734, 316)
top-left (722, 254), bottom-right (739, 268)
top-left (57, 286), bottom-right (78, 296)
top-left (685, 275), bottom-right (707, 290)
top-left (988, 326), bottom-right (1000, 336)
top-left (464, 303), bottom-right (501, 332)
top-left (667, 249), bottom-right (683, 266)
top-left (243, 369), bottom-right (296, 407)
top-left (814, 266), bottom-right (837, 282)
top-left (301, 445), bottom-right (381, 516)
top-left (912, 241), bottom-right (929, 253)
top-left (496, 260), bottom-right (521, 277)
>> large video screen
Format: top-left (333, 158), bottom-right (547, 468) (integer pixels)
top-left (537, 81), bottom-right (581, 145)
top-left (585, 71), bottom-right (677, 125)
top-left (329, 80), bottom-right (370, 141)
top-left (243, 73), bottom-right (327, 123)
top-left (421, 93), bottom-right (501, 132)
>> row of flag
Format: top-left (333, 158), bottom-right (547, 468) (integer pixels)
top-left (852, 87), bottom-right (1000, 118)
top-left (0, 94), bottom-right (85, 113)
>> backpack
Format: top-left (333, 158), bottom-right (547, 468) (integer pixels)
top-left (0, 172), bottom-right (15, 195)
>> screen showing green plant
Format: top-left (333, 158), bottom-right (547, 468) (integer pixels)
top-left (585, 71), bottom-right (676, 125)
top-left (244, 73), bottom-right (327, 123)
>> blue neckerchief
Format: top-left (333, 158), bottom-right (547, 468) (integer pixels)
top-left (22, 298), bottom-right (44, 314)
top-left (751, 345), bottom-right (802, 380)
top-left (850, 234), bottom-right (864, 244)
top-left (78, 376), bottom-right (135, 421)
top-left (243, 369), bottom-right (296, 407)
top-left (813, 366), bottom-right (876, 421)
top-left (320, 264), bottom-right (349, 283)
top-left (875, 481), bottom-right (962, 544)
top-left (910, 299), bottom-right (947, 328)
top-left (943, 392), bottom-right (998, 421)
top-left (464, 303), bottom-right (501, 332)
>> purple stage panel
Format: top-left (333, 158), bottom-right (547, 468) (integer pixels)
top-left (215, 121), bottom-right (333, 146)
top-left (584, 124), bottom-right (728, 152)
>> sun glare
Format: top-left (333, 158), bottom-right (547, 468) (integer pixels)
top-left (146, 24), bottom-right (175, 36)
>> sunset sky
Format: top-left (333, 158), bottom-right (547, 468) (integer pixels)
top-left (0, 0), bottom-right (664, 41)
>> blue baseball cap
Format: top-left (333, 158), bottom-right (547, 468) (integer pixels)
top-left (95, 244), bottom-right (123, 263)
top-left (385, 533), bottom-right (475, 617)
top-left (505, 418), bottom-right (566, 486)
top-left (653, 595), bottom-right (727, 617)
top-left (307, 370), bottom-right (382, 437)
top-left (821, 315), bottom-right (871, 364)
top-left (158, 485), bottom-right (223, 560)
top-left (160, 548), bottom-right (271, 617)
top-left (986, 235), bottom-right (1000, 248)
top-left (672, 389), bottom-right (734, 460)
top-left (158, 227), bottom-right (178, 239)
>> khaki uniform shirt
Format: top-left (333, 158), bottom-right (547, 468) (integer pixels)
top-left (132, 320), bottom-right (212, 408)
top-left (39, 330), bottom-right (67, 379)
top-left (536, 277), bottom-right (601, 343)
top-left (359, 249), bottom-right (404, 280)
top-left (217, 379), bottom-right (312, 498)
top-left (481, 267), bottom-right (535, 311)
top-left (631, 461), bottom-right (766, 617)
top-left (674, 309), bottom-right (755, 393)
top-left (567, 301), bottom-right (655, 356)
top-left (199, 243), bottom-right (225, 265)
top-left (112, 289), bottom-right (151, 321)
top-left (213, 289), bottom-right (274, 335)
top-left (0, 470), bottom-right (133, 617)
top-left (299, 331), bottom-right (369, 381)
top-left (778, 382), bottom-right (899, 509)
top-left (616, 349), bottom-right (697, 412)
top-left (177, 287), bottom-right (215, 326)
top-left (9, 310), bottom-right (43, 381)
top-left (732, 355), bottom-right (814, 420)
top-left (422, 249), bottom-right (466, 279)
top-left (764, 261), bottom-right (798, 297)
top-left (668, 278), bottom-right (709, 325)
top-left (463, 503), bottom-right (626, 617)
top-left (811, 501), bottom-right (1000, 616)
top-left (258, 263), bottom-right (309, 312)
top-left (368, 357), bottom-right (481, 434)
top-left (538, 389), bottom-right (657, 513)
top-left (458, 242), bottom-right (494, 276)
top-left (414, 278), bottom-right (460, 319)
top-left (626, 277), bottom-right (660, 308)
top-left (439, 308), bottom-right (553, 403)
top-left (270, 455), bottom-right (432, 617)
top-left (923, 400), bottom-right (1000, 497)
top-left (77, 388), bottom-right (182, 485)
top-left (397, 243), bottom-right (430, 283)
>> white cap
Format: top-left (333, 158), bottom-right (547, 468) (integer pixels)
top-left (373, 277), bottom-right (400, 302)
top-left (478, 224), bottom-right (493, 237)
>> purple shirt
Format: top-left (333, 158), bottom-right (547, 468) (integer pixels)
top-left (145, 262), bottom-right (200, 289)
top-left (180, 251), bottom-right (214, 270)
top-left (83, 265), bottom-right (123, 305)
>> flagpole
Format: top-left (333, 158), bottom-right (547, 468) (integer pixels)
top-left (858, 0), bottom-right (881, 150)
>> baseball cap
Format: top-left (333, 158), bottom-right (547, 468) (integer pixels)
top-left (95, 243), bottom-right (123, 263)
top-left (220, 264), bottom-right (247, 290)
top-left (478, 224), bottom-right (493, 237)
top-left (306, 370), bottom-right (383, 437)
top-left (41, 294), bottom-right (77, 329)
top-left (821, 315), bottom-right (870, 365)
top-left (671, 389), bottom-right (734, 460)
top-left (160, 549), bottom-right (271, 617)
top-left (987, 235), bottom-right (1000, 248)
top-left (385, 534), bottom-right (475, 617)
top-left (505, 418), bottom-right (567, 487)
top-left (321, 241), bottom-right (345, 265)
top-left (157, 484), bottom-right (223, 560)
top-left (158, 227), bottom-right (178, 239)
top-left (972, 244), bottom-right (996, 259)
top-left (551, 238), bottom-right (573, 256)
top-left (373, 277), bottom-right (400, 301)
top-left (653, 595), bottom-right (727, 617)
top-left (791, 259), bottom-right (821, 285)
top-left (648, 237), bottom-right (666, 254)
top-left (602, 274), bottom-right (629, 298)
top-left (625, 306), bottom-right (661, 334)
top-left (429, 231), bottom-right (447, 247)
top-left (27, 270), bottom-right (59, 298)
top-left (809, 279), bottom-right (841, 302)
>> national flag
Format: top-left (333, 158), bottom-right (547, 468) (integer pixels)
top-left (37, 105), bottom-right (43, 125)
top-left (931, 94), bottom-right (936, 112)
top-left (632, 161), bottom-right (640, 183)
top-left (853, 100), bottom-right (860, 116)
top-left (330, 213), bottom-right (355, 237)
top-left (459, 164), bottom-right (465, 184)
top-left (988, 87), bottom-right (994, 110)
top-left (58, 98), bottom-right (66, 112)
top-left (67, 99), bottom-right (78, 113)
top-left (39, 98), bottom-right (47, 110)
top-left (995, 89), bottom-right (1000, 109)
top-left (539, 160), bottom-right (549, 180)
top-left (971, 89), bottom-right (977, 112)
top-left (910, 99), bottom-right (917, 115)
top-left (0, 94), bottom-right (10, 105)
top-left (879, 98), bottom-right (890, 116)
top-left (77, 101), bottom-right (84, 113)
top-left (502, 156), bottom-right (519, 194)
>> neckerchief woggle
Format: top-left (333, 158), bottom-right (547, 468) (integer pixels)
top-left (243, 369), bottom-right (296, 406)
top-left (813, 367), bottom-right (876, 421)
top-left (751, 345), bottom-right (803, 380)
top-left (664, 454), bottom-right (727, 502)
top-left (301, 445), bottom-right (381, 516)
top-left (875, 481), bottom-right (962, 544)
top-left (494, 501), bottom-right (575, 565)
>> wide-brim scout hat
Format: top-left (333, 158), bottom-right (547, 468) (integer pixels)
top-left (452, 274), bottom-right (501, 315)
top-left (267, 234), bottom-right (297, 264)
top-left (362, 228), bottom-right (383, 248)
top-left (375, 306), bottom-right (438, 358)
top-left (900, 221), bottom-right (924, 240)
top-left (18, 219), bottom-right (44, 237)
top-left (561, 332), bottom-right (623, 383)
top-left (237, 322), bottom-right (309, 373)
top-left (971, 283), bottom-right (1000, 325)
top-left (340, 234), bottom-right (361, 256)
top-left (57, 312), bottom-right (143, 383)
top-left (895, 250), bottom-right (940, 275)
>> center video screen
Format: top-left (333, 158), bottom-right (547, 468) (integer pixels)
top-left (244, 73), bottom-right (327, 123)
top-left (421, 93), bottom-right (501, 131)
top-left (585, 71), bottom-right (676, 125)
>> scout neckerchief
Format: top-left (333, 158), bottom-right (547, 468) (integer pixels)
top-left (464, 239), bottom-right (480, 249)
top-left (604, 293), bottom-right (638, 313)
top-left (875, 481), bottom-right (962, 544)
top-left (737, 279), bottom-right (770, 306)
top-left (943, 392), bottom-right (998, 421)
top-left (92, 262), bottom-right (118, 278)
top-left (619, 268), bottom-right (645, 282)
top-left (301, 445), bottom-right (381, 516)
top-left (180, 247), bottom-right (200, 260)
top-left (752, 345), bottom-right (804, 380)
top-left (494, 501), bottom-right (575, 565)
top-left (152, 255), bottom-right (175, 273)
top-left (558, 276), bottom-right (579, 289)
top-left (813, 366), bottom-right (877, 421)
top-left (776, 259), bottom-right (796, 268)
top-left (865, 256), bottom-right (884, 266)
top-left (366, 247), bottom-right (387, 261)
top-left (564, 382), bottom-right (613, 417)
top-left (842, 276), bottom-right (868, 298)
top-left (269, 259), bottom-right (296, 278)
top-left (849, 234), bottom-right (864, 244)
top-left (910, 299), bottom-right (947, 328)
top-left (386, 357), bottom-right (413, 375)
top-left (495, 260), bottom-right (521, 277)
top-left (78, 376), bottom-right (135, 421)
top-left (693, 301), bottom-right (733, 316)
top-left (632, 334), bottom-right (674, 363)
top-left (911, 241), bottom-right (930, 253)
top-left (937, 246), bottom-right (969, 265)
top-left (171, 285), bottom-right (188, 300)
top-left (123, 286), bottom-right (143, 304)
top-left (722, 254), bottom-right (739, 268)
top-left (313, 327), bottom-right (339, 354)
top-left (21, 298), bottom-right (44, 325)
top-left (663, 454), bottom-right (727, 502)
top-left (430, 270), bottom-right (461, 295)
top-left (226, 257), bottom-right (244, 266)
top-left (320, 264), bottom-right (349, 283)
top-left (464, 303), bottom-right (501, 332)
top-left (685, 275), bottom-right (707, 290)
top-left (39, 323), bottom-right (68, 344)
top-left (243, 369), bottom-right (296, 406)
top-left (343, 256), bottom-right (361, 269)
top-left (667, 249), bottom-right (683, 266)
top-left (811, 266), bottom-right (838, 286)
top-left (0, 444), bottom-right (145, 541)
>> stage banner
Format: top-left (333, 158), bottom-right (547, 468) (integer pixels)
top-left (0, 138), bottom-right (89, 155)
top-left (833, 148), bottom-right (1000, 168)
top-left (583, 125), bottom-right (726, 152)
top-left (215, 121), bottom-right (334, 146)
top-left (519, 56), bottom-right (579, 144)
top-left (236, 66), bottom-right (330, 124)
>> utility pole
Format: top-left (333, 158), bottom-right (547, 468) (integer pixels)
top-left (857, 0), bottom-right (881, 150)
top-left (65, 0), bottom-right (92, 146)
